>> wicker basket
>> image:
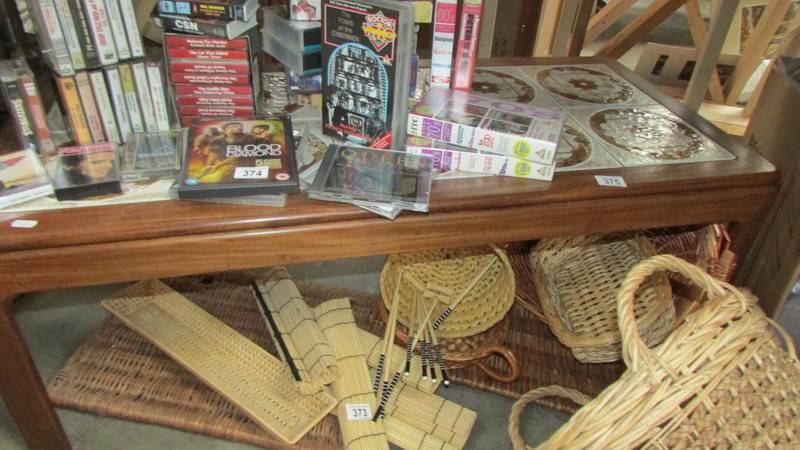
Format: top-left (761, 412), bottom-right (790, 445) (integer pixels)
top-left (380, 246), bottom-right (515, 339)
top-left (530, 234), bottom-right (674, 363)
top-left (509, 255), bottom-right (800, 449)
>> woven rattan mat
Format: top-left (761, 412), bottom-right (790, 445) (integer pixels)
top-left (48, 270), bottom-right (624, 448)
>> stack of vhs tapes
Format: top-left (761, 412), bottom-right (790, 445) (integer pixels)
top-left (26, 0), bottom-right (144, 76)
top-left (262, 6), bottom-right (322, 76)
top-left (164, 32), bottom-right (261, 126)
top-left (154, 0), bottom-right (260, 39)
top-left (0, 58), bottom-right (56, 155)
top-left (56, 60), bottom-right (172, 145)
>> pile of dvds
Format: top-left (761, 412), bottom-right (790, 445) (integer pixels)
top-left (26, 0), bottom-right (144, 76)
top-left (262, 6), bottom-right (322, 76)
top-left (56, 60), bottom-right (172, 145)
top-left (153, 1), bottom-right (261, 127)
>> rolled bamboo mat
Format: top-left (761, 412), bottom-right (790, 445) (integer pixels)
top-left (312, 298), bottom-right (390, 450)
top-left (254, 267), bottom-right (338, 393)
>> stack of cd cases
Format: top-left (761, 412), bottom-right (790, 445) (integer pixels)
top-left (262, 6), bottom-right (322, 75)
top-left (309, 145), bottom-right (434, 213)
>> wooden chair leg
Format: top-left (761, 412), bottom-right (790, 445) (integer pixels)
top-left (596, 0), bottom-right (690, 59)
top-left (683, 0), bottom-right (725, 103)
top-left (585, 0), bottom-right (638, 45)
top-left (0, 296), bottom-right (71, 450)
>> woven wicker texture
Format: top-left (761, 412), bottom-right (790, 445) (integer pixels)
top-left (510, 255), bottom-right (800, 450)
top-left (506, 242), bottom-right (546, 321)
top-left (531, 234), bottom-right (675, 363)
top-left (312, 298), bottom-right (390, 450)
top-left (381, 246), bottom-right (515, 339)
top-left (101, 280), bottom-right (337, 445)
top-left (254, 267), bottom-right (338, 394)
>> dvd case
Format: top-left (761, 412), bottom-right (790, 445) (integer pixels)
top-left (52, 142), bottom-right (122, 200)
top-left (0, 149), bottom-right (54, 208)
top-left (157, 0), bottom-right (259, 21)
top-left (408, 88), bottom-right (565, 164)
top-left (308, 145), bottom-right (434, 212)
top-left (321, 0), bottom-right (414, 149)
top-left (75, 71), bottom-right (106, 142)
top-left (104, 66), bottom-right (133, 142)
top-left (451, 0), bottom-right (483, 91)
top-left (154, 10), bottom-right (258, 39)
top-left (89, 70), bottom-right (121, 143)
top-left (118, 0), bottom-right (145, 57)
top-left (119, 130), bottom-right (180, 181)
top-left (176, 116), bottom-right (300, 199)
top-left (56, 76), bottom-right (92, 144)
top-left (263, 6), bottom-right (322, 52)
top-left (103, 0), bottom-right (131, 60)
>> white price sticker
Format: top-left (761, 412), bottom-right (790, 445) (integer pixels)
top-left (11, 220), bottom-right (38, 229)
top-left (345, 403), bottom-right (372, 421)
top-left (595, 175), bottom-right (627, 188)
top-left (234, 167), bottom-right (269, 179)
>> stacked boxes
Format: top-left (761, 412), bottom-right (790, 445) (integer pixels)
top-left (262, 6), bottom-right (322, 75)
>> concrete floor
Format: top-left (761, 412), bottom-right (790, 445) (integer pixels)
top-left (3, 2), bottom-right (799, 449)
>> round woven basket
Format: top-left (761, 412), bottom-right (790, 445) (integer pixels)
top-left (380, 246), bottom-right (515, 339)
top-left (530, 233), bottom-right (674, 363)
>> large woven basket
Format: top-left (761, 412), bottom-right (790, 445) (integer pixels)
top-left (530, 234), bottom-right (674, 363)
top-left (509, 255), bottom-right (800, 449)
top-left (380, 246), bottom-right (515, 339)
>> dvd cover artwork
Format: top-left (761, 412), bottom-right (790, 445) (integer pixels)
top-left (321, 0), bottom-right (413, 149)
top-left (177, 117), bottom-right (300, 198)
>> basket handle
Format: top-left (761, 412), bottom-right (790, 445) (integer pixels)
top-left (617, 254), bottom-right (739, 372)
top-left (447, 344), bottom-right (520, 383)
top-left (508, 385), bottom-right (592, 450)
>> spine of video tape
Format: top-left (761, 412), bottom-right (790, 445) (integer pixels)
top-left (118, 0), bottom-right (145, 57)
top-left (158, 0), bottom-right (255, 21)
top-left (430, 0), bottom-right (457, 88)
top-left (52, 0), bottom-right (86, 70)
top-left (451, 0), bottom-right (483, 91)
top-left (164, 33), bottom-right (249, 50)
top-left (56, 76), bottom-right (92, 144)
top-left (406, 145), bottom-right (554, 181)
top-left (118, 64), bottom-right (145, 133)
top-left (67, 0), bottom-right (100, 68)
top-left (175, 95), bottom-right (254, 106)
top-left (146, 63), bottom-right (172, 132)
top-left (131, 62), bottom-right (158, 133)
top-left (82, 0), bottom-right (118, 65)
top-left (173, 83), bottom-right (253, 97)
top-left (103, 0), bottom-right (131, 60)
top-left (169, 60), bottom-right (251, 75)
top-left (89, 70), bottom-right (121, 143)
top-left (104, 67), bottom-right (132, 141)
top-left (170, 73), bottom-right (250, 85)
top-left (153, 13), bottom-right (257, 39)
top-left (75, 71), bottom-right (106, 142)
top-left (30, 0), bottom-right (74, 75)
top-left (166, 48), bottom-right (249, 60)
top-left (1, 74), bottom-right (36, 151)
top-left (177, 105), bottom-right (255, 117)
top-left (17, 70), bottom-right (56, 154)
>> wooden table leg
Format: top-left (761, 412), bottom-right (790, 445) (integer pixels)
top-left (0, 295), bottom-right (71, 450)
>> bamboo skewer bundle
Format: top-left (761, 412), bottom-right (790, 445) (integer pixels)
top-left (313, 298), bottom-right (390, 450)
top-left (360, 329), bottom-right (436, 394)
top-left (252, 268), bottom-right (338, 394)
top-left (374, 271), bottom-right (404, 420)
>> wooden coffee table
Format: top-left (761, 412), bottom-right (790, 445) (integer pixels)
top-left (0, 57), bottom-right (778, 449)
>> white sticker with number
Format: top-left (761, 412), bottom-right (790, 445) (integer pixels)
top-left (595, 175), bottom-right (627, 188)
top-left (234, 167), bottom-right (269, 179)
top-left (345, 403), bottom-right (372, 421)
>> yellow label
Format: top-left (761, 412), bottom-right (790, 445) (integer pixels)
top-left (514, 161), bottom-right (532, 177)
top-left (513, 140), bottom-right (531, 158)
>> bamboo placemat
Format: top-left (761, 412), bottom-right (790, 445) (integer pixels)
top-left (48, 270), bottom-right (624, 450)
